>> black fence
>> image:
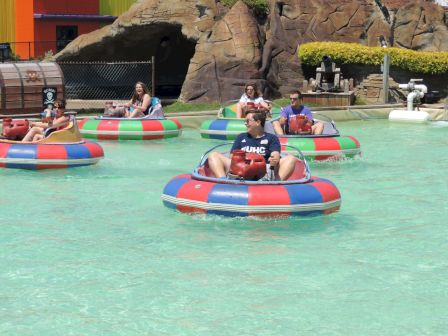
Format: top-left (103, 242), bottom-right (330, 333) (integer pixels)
top-left (56, 60), bottom-right (155, 111)
top-left (58, 60), bottom-right (154, 99)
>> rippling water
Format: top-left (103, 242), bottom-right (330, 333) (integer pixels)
top-left (1, 121), bottom-right (447, 335)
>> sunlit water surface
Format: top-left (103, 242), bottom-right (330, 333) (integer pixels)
top-left (1, 120), bottom-right (447, 335)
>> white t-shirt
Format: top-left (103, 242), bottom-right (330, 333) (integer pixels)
top-left (239, 94), bottom-right (265, 105)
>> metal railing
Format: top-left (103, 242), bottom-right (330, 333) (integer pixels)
top-left (0, 40), bottom-right (75, 61)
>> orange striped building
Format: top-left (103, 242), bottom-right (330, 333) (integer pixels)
top-left (0, 0), bottom-right (136, 60)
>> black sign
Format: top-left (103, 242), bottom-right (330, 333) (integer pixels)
top-left (0, 43), bottom-right (10, 50)
top-left (42, 87), bottom-right (57, 107)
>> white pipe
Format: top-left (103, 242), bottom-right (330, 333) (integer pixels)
top-left (414, 84), bottom-right (428, 94)
top-left (398, 83), bottom-right (428, 94)
top-left (407, 91), bottom-right (424, 111)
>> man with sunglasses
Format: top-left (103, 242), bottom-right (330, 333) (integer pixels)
top-left (273, 90), bottom-right (324, 135)
top-left (207, 110), bottom-right (297, 181)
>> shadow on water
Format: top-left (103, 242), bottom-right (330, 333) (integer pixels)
top-left (165, 209), bottom-right (358, 237)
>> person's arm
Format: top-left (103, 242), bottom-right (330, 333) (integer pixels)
top-left (269, 150), bottom-right (281, 167)
top-left (272, 120), bottom-right (284, 135)
top-left (268, 135), bottom-right (281, 167)
top-left (52, 116), bottom-right (69, 128)
top-left (31, 121), bottom-right (50, 128)
top-left (278, 116), bottom-right (287, 126)
top-left (258, 97), bottom-right (270, 110)
top-left (278, 106), bottom-right (290, 127)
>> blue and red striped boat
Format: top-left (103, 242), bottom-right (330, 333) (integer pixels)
top-left (0, 117), bottom-right (104, 170)
top-left (162, 144), bottom-right (341, 218)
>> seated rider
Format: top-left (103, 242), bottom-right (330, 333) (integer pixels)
top-left (272, 90), bottom-right (324, 135)
top-left (22, 99), bottom-right (70, 142)
top-left (236, 82), bottom-right (270, 118)
top-left (125, 81), bottom-right (151, 118)
top-left (207, 110), bottom-right (298, 181)
top-left (103, 101), bottom-right (126, 118)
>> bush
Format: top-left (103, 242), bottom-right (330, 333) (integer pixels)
top-left (298, 42), bottom-right (448, 75)
top-left (221, 0), bottom-right (268, 16)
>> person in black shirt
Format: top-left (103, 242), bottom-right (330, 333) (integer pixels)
top-left (208, 110), bottom-right (298, 180)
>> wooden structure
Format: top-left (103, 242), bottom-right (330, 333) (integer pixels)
top-left (0, 62), bottom-right (64, 115)
top-left (302, 92), bottom-right (355, 107)
top-left (303, 56), bottom-right (355, 106)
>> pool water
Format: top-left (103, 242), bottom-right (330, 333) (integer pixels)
top-left (1, 121), bottom-right (447, 335)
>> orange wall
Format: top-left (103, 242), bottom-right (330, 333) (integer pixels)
top-left (34, 0), bottom-right (99, 14)
top-left (12, 0), bottom-right (104, 59)
top-left (33, 1), bottom-right (101, 58)
top-left (15, 0), bottom-right (34, 58)
top-left (34, 21), bottom-right (100, 57)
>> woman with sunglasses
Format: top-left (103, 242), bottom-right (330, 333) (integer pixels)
top-left (236, 82), bottom-right (270, 118)
top-left (273, 90), bottom-right (324, 135)
top-left (207, 110), bottom-right (297, 181)
top-left (22, 100), bottom-right (70, 142)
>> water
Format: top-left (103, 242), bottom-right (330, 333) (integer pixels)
top-left (1, 121), bottom-right (447, 335)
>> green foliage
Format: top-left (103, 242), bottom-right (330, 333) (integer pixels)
top-left (298, 42), bottom-right (448, 75)
top-left (164, 101), bottom-right (221, 113)
top-left (5, 50), bottom-right (20, 61)
top-left (43, 50), bottom-right (54, 61)
top-left (354, 96), bottom-right (367, 106)
top-left (221, 0), bottom-right (268, 15)
top-left (272, 98), bottom-right (322, 108)
top-left (272, 98), bottom-right (290, 107)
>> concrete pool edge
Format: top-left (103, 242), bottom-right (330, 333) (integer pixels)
top-left (163, 103), bottom-right (448, 129)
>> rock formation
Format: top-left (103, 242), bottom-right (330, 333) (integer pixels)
top-left (55, 0), bottom-right (448, 103)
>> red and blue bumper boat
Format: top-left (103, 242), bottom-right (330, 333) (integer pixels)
top-left (200, 103), bottom-right (360, 161)
top-left (0, 117), bottom-right (104, 170)
top-left (162, 144), bottom-right (341, 218)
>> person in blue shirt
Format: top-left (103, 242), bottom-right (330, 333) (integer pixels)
top-left (273, 90), bottom-right (324, 135)
top-left (207, 110), bottom-right (298, 181)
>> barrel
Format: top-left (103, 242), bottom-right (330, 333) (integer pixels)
top-left (0, 62), bottom-right (64, 115)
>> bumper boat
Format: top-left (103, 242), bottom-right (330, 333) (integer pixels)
top-left (79, 116), bottom-right (182, 140)
top-left (200, 104), bottom-right (360, 161)
top-left (200, 100), bottom-right (281, 140)
top-left (0, 116), bottom-right (104, 169)
top-left (162, 144), bottom-right (341, 218)
top-left (278, 114), bottom-right (361, 161)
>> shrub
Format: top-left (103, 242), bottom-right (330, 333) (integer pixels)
top-left (221, 0), bottom-right (268, 16)
top-left (298, 42), bottom-right (448, 75)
